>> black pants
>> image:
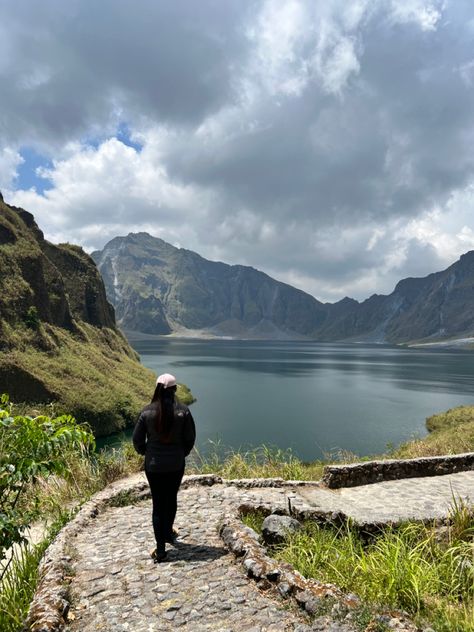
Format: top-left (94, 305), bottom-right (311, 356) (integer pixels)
top-left (145, 467), bottom-right (184, 548)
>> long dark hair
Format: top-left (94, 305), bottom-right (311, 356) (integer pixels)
top-left (150, 383), bottom-right (176, 435)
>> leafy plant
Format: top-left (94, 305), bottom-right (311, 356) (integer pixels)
top-left (0, 394), bottom-right (94, 573)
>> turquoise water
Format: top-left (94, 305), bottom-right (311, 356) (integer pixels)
top-left (105, 339), bottom-right (474, 461)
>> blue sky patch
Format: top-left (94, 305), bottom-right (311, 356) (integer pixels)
top-left (116, 123), bottom-right (143, 152)
top-left (82, 123), bottom-right (143, 153)
top-left (16, 147), bottom-right (53, 195)
top-left (15, 124), bottom-right (142, 195)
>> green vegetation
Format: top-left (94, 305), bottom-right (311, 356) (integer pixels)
top-left (0, 396), bottom-right (144, 631)
top-left (1, 392), bottom-right (474, 630)
top-left (241, 509), bottom-right (267, 533)
top-left (269, 503), bottom-right (474, 632)
top-left (0, 512), bottom-right (70, 632)
top-left (176, 383), bottom-right (195, 406)
top-left (0, 198), bottom-right (163, 435)
top-left (0, 394), bottom-right (94, 563)
top-left (2, 320), bottom-right (158, 436)
top-left (23, 306), bottom-right (40, 331)
top-left (188, 441), bottom-right (325, 480)
top-left (391, 404), bottom-right (474, 459)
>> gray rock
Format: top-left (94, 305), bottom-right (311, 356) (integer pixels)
top-left (262, 514), bottom-right (302, 545)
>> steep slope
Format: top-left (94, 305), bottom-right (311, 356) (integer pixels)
top-left (320, 252), bottom-right (474, 343)
top-left (93, 232), bottom-right (474, 344)
top-left (0, 195), bottom-right (157, 435)
top-left (92, 233), bottom-right (330, 339)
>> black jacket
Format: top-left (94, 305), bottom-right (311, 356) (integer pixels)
top-left (132, 400), bottom-right (196, 472)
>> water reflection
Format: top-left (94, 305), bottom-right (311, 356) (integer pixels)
top-left (133, 339), bottom-right (474, 392)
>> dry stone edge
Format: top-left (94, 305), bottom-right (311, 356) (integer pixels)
top-left (219, 504), bottom-right (420, 632)
top-left (322, 452), bottom-right (474, 488)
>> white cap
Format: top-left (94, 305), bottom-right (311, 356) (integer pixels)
top-left (156, 373), bottom-right (177, 388)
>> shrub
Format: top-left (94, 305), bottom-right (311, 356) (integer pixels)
top-left (0, 394), bottom-right (94, 564)
top-left (23, 306), bottom-right (40, 330)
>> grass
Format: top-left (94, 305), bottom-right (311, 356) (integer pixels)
top-left (188, 441), bottom-right (326, 480)
top-left (0, 541), bottom-right (51, 632)
top-left (4, 322), bottom-right (157, 436)
top-left (0, 511), bottom-right (71, 632)
top-left (2, 397), bottom-right (474, 629)
top-left (391, 405), bottom-right (474, 459)
top-left (241, 509), bottom-right (267, 533)
top-left (268, 500), bottom-right (474, 632)
top-left (19, 441), bottom-right (145, 519)
top-left (1, 439), bottom-right (145, 630)
top-left (3, 322), bottom-right (195, 436)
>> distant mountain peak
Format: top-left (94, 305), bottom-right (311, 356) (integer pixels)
top-left (92, 234), bottom-right (474, 344)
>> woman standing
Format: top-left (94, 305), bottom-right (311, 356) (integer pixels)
top-left (133, 373), bottom-right (196, 562)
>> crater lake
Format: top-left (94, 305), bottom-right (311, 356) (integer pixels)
top-left (106, 339), bottom-right (474, 461)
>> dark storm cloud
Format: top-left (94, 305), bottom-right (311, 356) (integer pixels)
top-left (0, 0), bottom-right (252, 147)
top-left (163, 3), bottom-right (474, 232)
top-left (3, 0), bottom-right (474, 301)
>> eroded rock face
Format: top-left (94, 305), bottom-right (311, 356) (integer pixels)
top-left (0, 198), bottom-right (155, 432)
top-left (93, 231), bottom-right (474, 344)
top-left (262, 514), bottom-right (302, 545)
top-left (0, 200), bottom-right (114, 332)
top-left (92, 232), bottom-right (329, 339)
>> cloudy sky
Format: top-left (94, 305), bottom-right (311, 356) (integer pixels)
top-left (1, 0), bottom-right (474, 302)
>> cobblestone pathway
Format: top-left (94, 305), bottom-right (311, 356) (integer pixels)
top-left (65, 483), bottom-right (351, 632)
top-left (297, 470), bottom-right (474, 524)
top-left (61, 470), bottom-right (474, 632)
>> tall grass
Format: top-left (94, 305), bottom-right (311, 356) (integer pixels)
top-left (392, 404), bottom-right (474, 458)
top-left (272, 501), bottom-right (474, 631)
top-left (188, 441), bottom-right (325, 480)
top-left (0, 511), bottom-right (71, 632)
top-left (20, 441), bottom-right (144, 519)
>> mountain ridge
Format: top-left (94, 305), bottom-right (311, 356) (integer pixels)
top-left (93, 232), bottom-right (474, 344)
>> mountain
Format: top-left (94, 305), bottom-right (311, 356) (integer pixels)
top-left (92, 233), bottom-right (330, 339)
top-left (0, 196), bottom-right (157, 434)
top-left (93, 232), bottom-right (474, 344)
top-left (319, 252), bottom-right (474, 344)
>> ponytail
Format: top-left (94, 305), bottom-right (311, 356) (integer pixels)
top-left (150, 383), bottom-right (176, 435)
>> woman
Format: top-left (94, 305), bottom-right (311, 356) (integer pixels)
top-left (133, 373), bottom-right (196, 562)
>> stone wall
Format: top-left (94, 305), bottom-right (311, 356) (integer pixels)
top-left (322, 452), bottom-right (474, 489)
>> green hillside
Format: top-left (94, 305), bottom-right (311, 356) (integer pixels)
top-left (0, 195), bottom-right (164, 435)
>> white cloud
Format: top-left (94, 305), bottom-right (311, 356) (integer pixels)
top-left (389, 0), bottom-right (444, 31)
top-left (0, 148), bottom-right (23, 190)
top-left (318, 36), bottom-right (361, 94)
top-left (247, 0), bottom-right (310, 97)
top-left (7, 136), bottom-right (213, 250)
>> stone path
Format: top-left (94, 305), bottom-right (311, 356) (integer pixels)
top-left (297, 470), bottom-right (474, 524)
top-left (57, 470), bottom-right (474, 632)
top-left (65, 483), bottom-right (350, 632)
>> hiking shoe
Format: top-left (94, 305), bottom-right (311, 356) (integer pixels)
top-left (150, 547), bottom-right (167, 563)
top-left (165, 528), bottom-right (179, 544)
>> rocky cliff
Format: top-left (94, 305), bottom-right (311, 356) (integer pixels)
top-left (319, 252), bottom-right (474, 343)
top-left (92, 233), bottom-right (329, 339)
top-left (0, 196), bottom-right (156, 434)
top-left (93, 231), bottom-right (474, 344)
